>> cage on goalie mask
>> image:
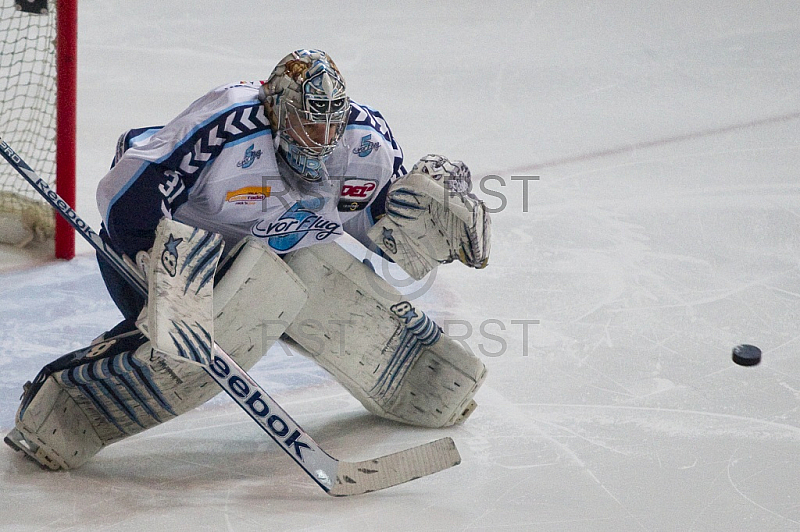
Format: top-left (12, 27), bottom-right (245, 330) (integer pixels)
top-left (260, 50), bottom-right (350, 182)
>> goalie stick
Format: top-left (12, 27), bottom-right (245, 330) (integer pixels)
top-left (0, 137), bottom-right (461, 496)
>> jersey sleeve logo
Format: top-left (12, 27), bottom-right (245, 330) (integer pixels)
top-left (352, 134), bottom-right (381, 157)
top-left (236, 144), bottom-right (263, 169)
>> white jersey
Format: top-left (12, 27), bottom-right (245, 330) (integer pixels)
top-left (97, 82), bottom-right (405, 258)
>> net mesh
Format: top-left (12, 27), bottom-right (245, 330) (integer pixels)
top-left (0, 0), bottom-right (56, 245)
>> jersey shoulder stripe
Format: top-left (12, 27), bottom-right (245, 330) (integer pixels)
top-left (347, 101), bottom-right (406, 179)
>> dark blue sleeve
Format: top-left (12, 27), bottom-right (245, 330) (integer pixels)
top-left (105, 162), bottom-right (191, 258)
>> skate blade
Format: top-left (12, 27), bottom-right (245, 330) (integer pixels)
top-left (4, 428), bottom-right (61, 471)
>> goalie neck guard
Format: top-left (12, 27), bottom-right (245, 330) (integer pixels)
top-left (259, 49), bottom-right (350, 183)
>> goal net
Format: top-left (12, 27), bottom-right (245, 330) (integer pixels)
top-left (0, 0), bottom-right (75, 257)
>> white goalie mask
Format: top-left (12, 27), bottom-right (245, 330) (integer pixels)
top-left (259, 50), bottom-right (350, 183)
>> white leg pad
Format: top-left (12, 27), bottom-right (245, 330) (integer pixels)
top-left (8, 237), bottom-right (307, 469)
top-left (283, 243), bottom-right (487, 428)
top-left (8, 378), bottom-right (102, 470)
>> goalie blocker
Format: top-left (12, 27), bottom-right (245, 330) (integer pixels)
top-left (7, 219), bottom-right (486, 469)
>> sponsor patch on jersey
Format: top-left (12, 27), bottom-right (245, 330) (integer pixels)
top-left (252, 199), bottom-right (343, 252)
top-left (337, 178), bottom-right (377, 212)
top-left (225, 186), bottom-right (271, 205)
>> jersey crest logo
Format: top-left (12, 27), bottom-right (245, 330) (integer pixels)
top-left (236, 144), bottom-right (262, 169)
top-left (352, 134), bottom-right (381, 158)
top-left (251, 198), bottom-right (342, 252)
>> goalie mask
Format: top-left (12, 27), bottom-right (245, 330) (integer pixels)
top-left (259, 50), bottom-right (350, 183)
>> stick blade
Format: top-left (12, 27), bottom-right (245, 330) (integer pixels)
top-left (327, 437), bottom-right (461, 497)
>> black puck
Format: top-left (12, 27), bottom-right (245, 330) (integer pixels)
top-left (732, 344), bottom-right (761, 366)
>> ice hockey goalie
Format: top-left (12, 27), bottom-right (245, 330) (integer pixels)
top-left (5, 49), bottom-right (491, 470)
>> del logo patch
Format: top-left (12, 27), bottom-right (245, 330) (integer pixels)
top-left (226, 186), bottom-right (271, 205)
top-left (337, 178), bottom-right (377, 212)
top-left (251, 198), bottom-right (343, 252)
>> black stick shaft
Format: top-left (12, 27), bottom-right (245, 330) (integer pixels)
top-left (0, 136), bottom-right (147, 296)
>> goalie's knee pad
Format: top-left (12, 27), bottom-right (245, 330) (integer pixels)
top-left (7, 236), bottom-right (308, 470)
top-left (283, 243), bottom-right (487, 428)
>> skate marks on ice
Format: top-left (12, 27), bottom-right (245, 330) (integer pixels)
top-left (451, 171), bottom-right (800, 529)
top-left (458, 386), bottom-right (800, 531)
top-left (504, 110), bottom-right (800, 174)
top-left (1, 383), bottom-right (466, 531)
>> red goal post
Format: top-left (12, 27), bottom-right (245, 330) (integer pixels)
top-left (56, 0), bottom-right (77, 259)
top-left (0, 0), bottom-right (76, 259)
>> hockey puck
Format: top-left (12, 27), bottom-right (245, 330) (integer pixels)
top-left (732, 344), bottom-right (761, 366)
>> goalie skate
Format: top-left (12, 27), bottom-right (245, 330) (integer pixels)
top-left (5, 356), bottom-right (107, 471)
top-left (5, 425), bottom-right (62, 470)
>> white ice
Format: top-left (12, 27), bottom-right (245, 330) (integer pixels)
top-left (2, 1), bottom-right (800, 530)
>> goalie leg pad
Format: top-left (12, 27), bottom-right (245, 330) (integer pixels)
top-left (8, 331), bottom-right (146, 470)
top-left (7, 237), bottom-right (308, 470)
top-left (6, 379), bottom-right (101, 470)
top-left (283, 242), bottom-right (487, 428)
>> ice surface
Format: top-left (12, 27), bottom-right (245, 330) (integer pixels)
top-left (2, 1), bottom-right (800, 530)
